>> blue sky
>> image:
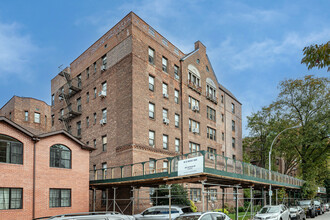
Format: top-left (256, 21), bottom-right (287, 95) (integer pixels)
top-left (0, 0), bottom-right (329, 136)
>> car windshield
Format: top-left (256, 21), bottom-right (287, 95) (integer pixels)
top-left (298, 201), bottom-right (311, 205)
top-left (176, 215), bottom-right (201, 220)
top-left (314, 201), bottom-right (320, 205)
top-left (259, 207), bottom-right (280, 213)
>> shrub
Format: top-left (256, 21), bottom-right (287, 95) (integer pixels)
top-left (214, 208), bottom-right (229, 215)
top-left (238, 206), bottom-right (245, 212)
top-left (190, 200), bottom-right (197, 212)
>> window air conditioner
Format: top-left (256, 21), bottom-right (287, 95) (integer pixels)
top-left (163, 93), bottom-right (169, 98)
top-left (210, 154), bottom-right (215, 160)
top-left (98, 90), bottom-right (107, 97)
top-left (192, 106), bottom-right (199, 112)
top-left (192, 128), bottom-right (198, 133)
top-left (163, 118), bottom-right (169, 124)
top-left (100, 119), bottom-right (107, 125)
top-left (101, 65), bottom-right (106, 71)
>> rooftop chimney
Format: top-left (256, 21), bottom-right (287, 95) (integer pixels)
top-left (194, 41), bottom-right (206, 53)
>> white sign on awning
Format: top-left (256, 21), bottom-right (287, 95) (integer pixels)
top-left (178, 156), bottom-right (204, 176)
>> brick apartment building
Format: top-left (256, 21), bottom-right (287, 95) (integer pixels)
top-left (50, 12), bottom-right (242, 211)
top-left (0, 96), bottom-right (51, 134)
top-left (0, 116), bottom-right (93, 220)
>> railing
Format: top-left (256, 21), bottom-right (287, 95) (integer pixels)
top-left (59, 105), bottom-right (82, 121)
top-left (90, 151), bottom-right (305, 188)
top-left (206, 93), bottom-right (218, 104)
top-left (188, 80), bottom-right (202, 94)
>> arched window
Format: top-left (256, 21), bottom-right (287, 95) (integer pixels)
top-left (0, 134), bottom-right (23, 164)
top-left (50, 144), bottom-right (71, 169)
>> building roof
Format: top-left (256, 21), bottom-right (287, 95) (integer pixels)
top-left (219, 84), bottom-right (241, 105)
top-left (0, 116), bottom-right (94, 151)
top-left (0, 95), bottom-right (50, 111)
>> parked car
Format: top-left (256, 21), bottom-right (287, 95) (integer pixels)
top-left (314, 200), bottom-right (323, 215)
top-left (175, 211), bottom-right (230, 220)
top-left (45, 211), bottom-right (135, 220)
top-left (297, 200), bottom-right (316, 218)
top-left (289, 206), bottom-right (306, 220)
top-left (253, 205), bottom-right (290, 220)
top-left (134, 205), bottom-right (193, 220)
top-left (325, 203), bottom-right (329, 211)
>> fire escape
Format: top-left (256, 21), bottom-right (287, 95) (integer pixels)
top-left (58, 69), bottom-right (82, 135)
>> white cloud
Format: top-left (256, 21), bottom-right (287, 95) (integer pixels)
top-left (0, 21), bottom-right (38, 80)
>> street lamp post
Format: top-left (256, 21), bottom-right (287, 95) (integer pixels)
top-left (268, 125), bottom-right (301, 205)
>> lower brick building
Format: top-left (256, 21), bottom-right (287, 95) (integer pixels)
top-left (0, 116), bottom-right (93, 220)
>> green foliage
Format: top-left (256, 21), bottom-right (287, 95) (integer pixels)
top-left (238, 206), bottom-right (245, 212)
top-left (301, 41), bottom-right (330, 72)
top-left (301, 180), bottom-right (318, 199)
top-left (214, 208), bottom-right (229, 215)
top-left (189, 199), bottom-right (197, 212)
top-left (277, 188), bottom-right (287, 201)
top-left (150, 184), bottom-right (190, 206)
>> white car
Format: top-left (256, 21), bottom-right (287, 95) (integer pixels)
top-left (134, 205), bottom-right (193, 220)
top-left (175, 211), bottom-right (230, 220)
top-left (47, 211), bottom-right (135, 220)
top-left (254, 205), bottom-right (290, 220)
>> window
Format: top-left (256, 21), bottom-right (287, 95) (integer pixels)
top-left (206, 84), bottom-right (216, 100)
top-left (190, 188), bottom-right (201, 201)
top-left (207, 127), bottom-right (216, 141)
top-left (0, 188), bottom-right (23, 210)
top-left (86, 67), bottom-right (90, 79)
top-left (51, 94), bottom-right (54, 105)
top-left (24, 111), bottom-right (28, 121)
top-left (189, 119), bottom-right (200, 134)
top-left (232, 137), bottom-right (235, 148)
top-left (163, 135), bottom-right (168, 149)
top-left (175, 114), bottom-right (180, 128)
top-left (221, 95), bottom-right (224, 103)
top-left (162, 108), bottom-right (168, 120)
top-left (222, 132), bottom-right (225, 141)
top-left (86, 141), bottom-right (89, 146)
top-left (149, 103), bottom-right (155, 119)
top-left (102, 54), bottom-right (107, 69)
top-left (174, 89), bottom-right (179, 104)
top-left (9, 112), bottom-right (11, 120)
top-left (51, 115), bottom-right (54, 127)
top-left (232, 120), bottom-right (235, 132)
top-left (188, 96), bottom-right (200, 111)
top-left (162, 57), bottom-right (168, 72)
top-left (49, 189), bottom-right (71, 208)
top-left (189, 142), bottom-right (200, 153)
top-left (94, 113), bottom-right (97, 124)
top-left (148, 47), bottom-right (155, 65)
top-left (207, 147), bottom-right (217, 159)
top-left (206, 65), bottom-right (209, 72)
top-left (77, 74), bottom-right (82, 88)
top-left (60, 109), bottom-right (64, 117)
top-left (232, 103), bottom-right (235, 113)
top-left (94, 88), bottom-right (97, 98)
top-left (86, 92), bottom-right (89, 103)
top-left (102, 81), bottom-right (107, 94)
top-left (207, 189), bottom-right (217, 201)
top-left (45, 115), bottom-right (47, 127)
top-left (149, 75), bottom-right (154, 91)
top-left (93, 62), bottom-right (97, 73)
top-left (77, 97), bottom-right (81, 112)
top-left (102, 163), bottom-right (107, 179)
top-left (93, 139), bottom-right (96, 148)
top-left (175, 138), bottom-right (180, 152)
top-left (101, 190), bottom-right (106, 207)
top-left (149, 130), bottom-right (155, 147)
top-left (196, 59), bottom-right (200, 64)
top-left (207, 106), bottom-right (216, 122)
top-left (50, 144), bottom-right (71, 169)
top-left (34, 112), bottom-right (40, 123)
top-left (188, 71), bottom-right (200, 87)
top-left (102, 135), bottom-right (107, 152)
top-left (163, 161), bottom-right (168, 172)
top-left (102, 108), bottom-right (107, 121)
top-left (77, 121), bottom-right (81, 136)
top-left (149, 27), bottom-right (155, 36)
top-left (68, 125), bottom-right (71, 134)
top-left (162, 83), bottom-right (168, 97)
top-left (233, 155), bottom-right (236, 160)
top-left (174, 65), bottom-right (179, 80)
top-left (0, 134), bottom-right (23, 164)
top-left (149, 159), bottom-right (155, 174)
top-left (221, 114), bottom-right (224, 122)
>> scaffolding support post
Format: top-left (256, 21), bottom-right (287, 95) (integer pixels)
top-left (250, 186), bottom-right (253, 220)
top-left (106, 188), bottom-right (109, 211)
top-left (202, 181), bottom-right (206, 212)
top-left (93, 188), bottom-right (96, 212)
top-left (262, 188), bottom-right (265, 207)
top-left (137, 187), bottom-right (140, 214)
top-left (168, 184), bottom-right (172, 220)
top-left (235, 187), bottom-right (238, 220)
top-left (131, 187), bottom-right (135, 215)
top-left (113, 187), bottom-right (117, 212)
top-left (222, 187), bottom-right (225, 211)
top-left (275, 189), bottom-right (278, 205)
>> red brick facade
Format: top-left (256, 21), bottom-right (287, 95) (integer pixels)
top-left (0, 117), bottom-right (92, 220)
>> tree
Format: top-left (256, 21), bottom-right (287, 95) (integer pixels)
top-left (301, 41), bottom-right (330, 71)
top-left (150, 184), bottom-right (190, 206)
top-left (274, 75), bottom-right (330, 182)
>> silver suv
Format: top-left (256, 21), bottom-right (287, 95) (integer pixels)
top-left (134, 205), bottom-right (193, 220)
top-left (45, 212), bottom-right (135, 220)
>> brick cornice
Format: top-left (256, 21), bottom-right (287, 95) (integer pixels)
top-left (116, 144), bottom-right (178, 156)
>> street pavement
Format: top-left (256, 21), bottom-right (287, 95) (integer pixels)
top-left (311, 212), bottom-right (330, 220)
